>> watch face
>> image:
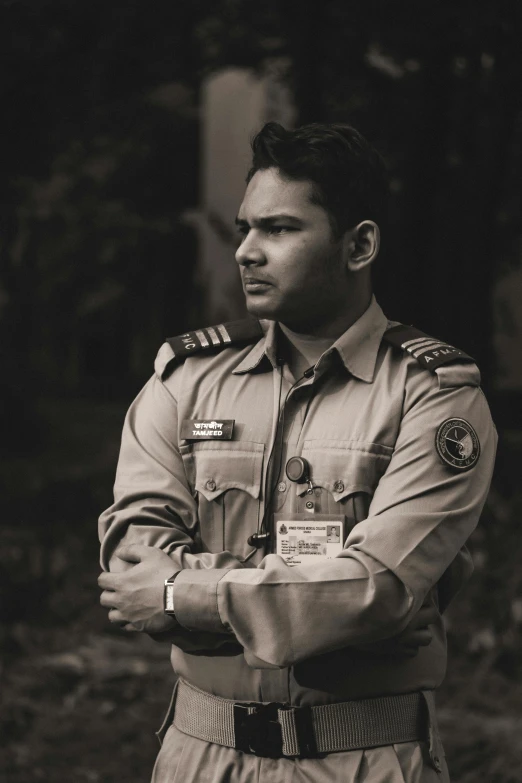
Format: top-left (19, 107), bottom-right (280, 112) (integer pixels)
top-left (164, 583), bottom-right (175, 613)
top-left (436, 418), bottom-right (480, 471)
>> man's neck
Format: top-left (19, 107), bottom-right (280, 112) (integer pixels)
top-left (280, 291), bottom-right (373, 339)
top-left (278, 294), bottom-right (374, 380)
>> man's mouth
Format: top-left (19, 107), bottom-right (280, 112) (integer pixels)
top-left (243, 277), bottom-right (273, 292)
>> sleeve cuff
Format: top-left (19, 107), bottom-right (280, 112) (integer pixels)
top-left (172, 568), bottom-right (231, 633)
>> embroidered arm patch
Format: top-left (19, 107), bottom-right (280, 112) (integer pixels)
top-left (436, 418), bottom-right (480, 471)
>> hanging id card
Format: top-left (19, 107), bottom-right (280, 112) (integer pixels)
top-left (275, 514), bottom-right (345, 567)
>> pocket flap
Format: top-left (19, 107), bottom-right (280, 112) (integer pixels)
top-left (301, 440), bottom-right (392, 501)
top-left (192, 441), bottom-right (264, 501)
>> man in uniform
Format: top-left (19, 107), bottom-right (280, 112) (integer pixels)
top-left (98, 122), bottom-right (497, 782)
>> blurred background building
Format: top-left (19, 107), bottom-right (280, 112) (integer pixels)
top-left (1, 2), bottom-right (522, 781)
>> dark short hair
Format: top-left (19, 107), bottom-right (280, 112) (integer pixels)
top-left (247, 122), bottom-right (389, 237)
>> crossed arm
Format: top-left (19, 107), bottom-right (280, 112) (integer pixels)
top-left (98, 372), bottom-right (496, 667)
top-left (98, 542), bottom-right (440, 658)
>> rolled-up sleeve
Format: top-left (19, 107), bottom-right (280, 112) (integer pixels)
top-left (172, 371), bottom-right (497, 668)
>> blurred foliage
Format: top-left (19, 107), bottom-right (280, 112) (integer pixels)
top-left (1, 0), bottom-right (204, 411)
top-left (1, 0), bottom-right (521, 401)
top-left (1, 1), bottom-right (521, 781)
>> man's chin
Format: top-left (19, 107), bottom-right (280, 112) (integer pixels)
top-left (244, 296), bottom-right (280, 321)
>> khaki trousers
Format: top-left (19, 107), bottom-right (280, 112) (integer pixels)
top-left (151, 724), bottom-right (450, 783)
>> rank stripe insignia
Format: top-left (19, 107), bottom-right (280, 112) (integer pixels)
top-left (163, 318), bottom-right (265, 371)
top-left (403, 338), bottom-right (446, 354)
top-left (402, 337), bottom-right (438, 350)
top-left (383, 324), bottom-right (475, 373)
top-left (195, 329), bottom-right (210, 348)
top-left (206, 326), bottom-right (221, 346)
top-left (409, 341), bottom-right (452, 357)
top-left (217, 323), bottom-right (232, 343)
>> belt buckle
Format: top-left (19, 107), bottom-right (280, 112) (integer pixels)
top-left (233, 701), bottom-right (285, 759)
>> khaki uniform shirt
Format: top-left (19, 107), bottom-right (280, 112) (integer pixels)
top-left (99, 298), bottom-right (497, 708)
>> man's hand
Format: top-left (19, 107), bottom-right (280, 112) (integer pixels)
top-left (98, 544), bottom-right (180, 634)
top-left (355, 603), bottom-right (438, 657)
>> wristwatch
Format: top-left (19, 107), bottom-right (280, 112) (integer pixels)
top-left (164, 573), bottom-right (180, 616)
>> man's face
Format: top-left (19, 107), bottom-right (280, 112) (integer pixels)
top-left (235, 168), bottom-right (350, 330)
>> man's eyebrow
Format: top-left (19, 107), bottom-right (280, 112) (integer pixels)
top-left (234, 214), bottom-right (304, 226)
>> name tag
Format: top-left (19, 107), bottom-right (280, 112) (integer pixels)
top-left (275, 514), bottom-right (345, 566)
top-left (181, 419), bottom-right (235, 440)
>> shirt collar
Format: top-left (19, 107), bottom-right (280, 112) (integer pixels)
top-left (332, 296), bottom-right (389, 382)
top-left (232, 297), bottom-right (389, 382)
top-left (232, 320), bottom-right (275, 374)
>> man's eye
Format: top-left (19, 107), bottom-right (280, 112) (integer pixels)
top-left (267, 226), bottom-right (292, 235)
top-left (236, 225), bottom-right (249, 236)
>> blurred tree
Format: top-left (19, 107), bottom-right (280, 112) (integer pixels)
top-left (1, 0), bottom-right (521, 404)
top-left (0, 0), bottom-right (203, 409)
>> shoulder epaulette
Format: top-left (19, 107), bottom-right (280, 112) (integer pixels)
top-left (155, 318), bottom-right (264, 378)
top-left (167, 318), bottom-right (264, 357)
top-left (383, 324), bottom-right (475, 373)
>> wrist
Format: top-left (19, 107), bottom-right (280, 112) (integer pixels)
top-left (164, 572), bottom-right (180, 616)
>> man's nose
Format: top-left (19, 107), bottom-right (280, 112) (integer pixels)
top-left (235, 231), bottom-right (265, 267)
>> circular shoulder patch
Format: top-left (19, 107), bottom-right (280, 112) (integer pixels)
top-left (436, 418), bottom-right (480, 471)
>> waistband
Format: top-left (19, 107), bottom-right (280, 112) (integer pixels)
top-left (173, 678), bottom-right (427, 759)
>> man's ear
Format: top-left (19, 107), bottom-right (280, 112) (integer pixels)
top-left (342, 220), bottom-right (380, 272)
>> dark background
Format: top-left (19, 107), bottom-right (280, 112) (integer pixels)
top-left (1, 2), bottom-right (522, 781)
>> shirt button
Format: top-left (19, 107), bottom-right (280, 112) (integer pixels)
top-left (277, 482), bottom-right (287, 492)
top-left (205, 479), bottom-right (216, 491)
top-left (334, 480), bottom-right (345, 493)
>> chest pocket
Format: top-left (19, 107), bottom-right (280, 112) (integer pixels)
top-left (182, 441), bottom-right (264, 558)
top-left (299, 440), bottom-right (393, 534)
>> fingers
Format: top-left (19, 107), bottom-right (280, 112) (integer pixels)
top-left (107, 608), bottom-right (129, 627)
top-left (115, 544), bottom-right (150, 563)
top-left (100, 589), bottom-right (117, 609)
top-left (105, 603), bottom-right (138, 631)
top-left (399, 624), bottom-right (432, 643)
top-left (410, 629), bottom-right (433, 647)
top-left (107, 609), bottom-right (138, 633)
top-left (98, 571), bottom-right (118, 590)
top-left (407, 606), bottom-right (439, 630)
top-left (397, 627), bottom-right (433, 652)
top-left (391, 632), bottom-right (431, 658)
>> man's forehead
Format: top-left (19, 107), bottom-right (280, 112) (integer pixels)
top-left (237, 168), bottom-right (317, 219)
